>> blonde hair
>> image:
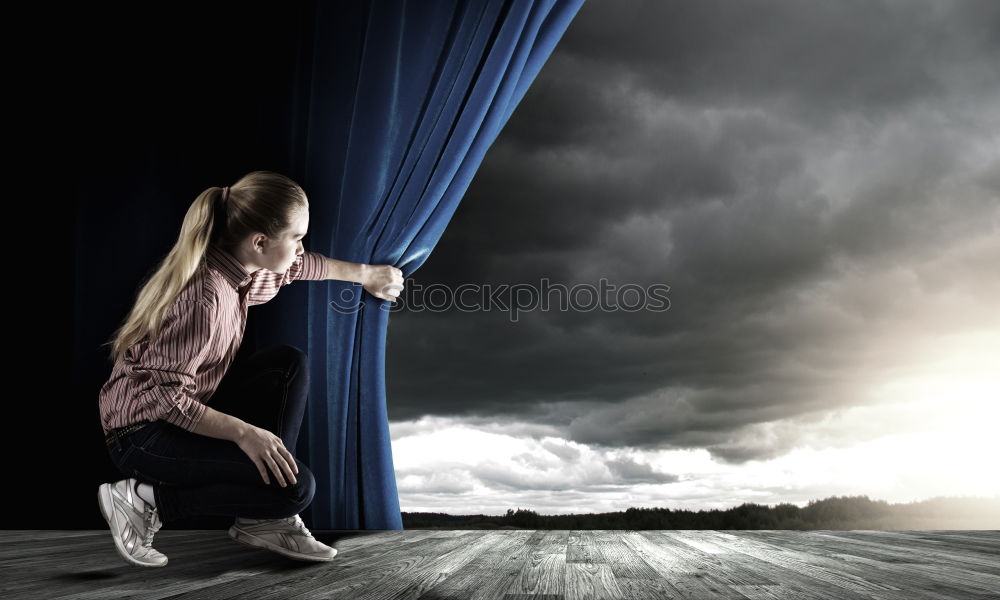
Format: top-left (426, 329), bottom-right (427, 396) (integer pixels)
top-left (102, 170), bottom-right (309, 364)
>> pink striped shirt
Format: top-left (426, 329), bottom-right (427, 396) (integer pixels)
top-left (99, 244), bottom-right (327, 435)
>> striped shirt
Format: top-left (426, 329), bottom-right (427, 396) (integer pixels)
top-left (99, 244), bottom-right (327, 435)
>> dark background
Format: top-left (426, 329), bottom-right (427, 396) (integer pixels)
top-left (15, 1), bottom-right (324, 529)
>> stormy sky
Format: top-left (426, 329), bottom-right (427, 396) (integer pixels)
top-left (383, 0), bottom-right (1000, 514)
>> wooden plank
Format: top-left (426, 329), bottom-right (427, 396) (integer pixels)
top-left (404, 530), bottom-right (541, 600)
top-left (801, 530), bottom-right (1000, 573)
top-left (2, 529), bottom-right (998, 600)
top-left (602, 531), bottom-right (681, 600)
top-left (499, 530), bottom-right (569, 598)
top-left (50, 542), bottom-right (280, 600)
top-left (696, 531), bottom-right (873, 600)
top-left (728, 584), bottom-right (789, 600)
top-left (827, 553), bottom-right (1000, 600)
top-left (647, 531), bottom-right (776, 599)
top-left (788, 529), bottom-right (1000, 574)
top-left (0, 530), bottom-right (106, 545)
top-left (244, 531), bottom-right (506, 600)
top-left (2, 534), bottom-right (251, 599)
top-left (666, 530), bottom-right (779, 585)
top-left (620, 530), bottom-right (749, 599)
top-left (564, 531), bottom-right (626, 600)
top-left (791, 531), bottom-right (1000, 599)
top-left (723, 530), bottom-right (1000, 600)
top-left (183, 530), bottom-right (451, 600)
top-left (18, 532), bottom-right (421, 600)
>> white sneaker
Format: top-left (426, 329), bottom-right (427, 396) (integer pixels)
top-left (97, 477), bottom-right (168, 568)
top-left (228, 514), bottom-right (337, 562)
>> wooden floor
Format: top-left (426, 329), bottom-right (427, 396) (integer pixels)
top-left (2, 529), bottom-right (998, 599)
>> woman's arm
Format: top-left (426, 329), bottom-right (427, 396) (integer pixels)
top-left (323, 256), bottom-right (366, 283)
top-left (190, 404), bottom-right (250, 442)
top-left (323, 256), bottom-right (404, 303)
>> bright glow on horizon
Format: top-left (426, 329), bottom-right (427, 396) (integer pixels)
top-left (390, 331), bottom-right (999, 514)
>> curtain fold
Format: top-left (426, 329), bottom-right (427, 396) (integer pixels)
top-left (289, 0), bottom-right (584, 530)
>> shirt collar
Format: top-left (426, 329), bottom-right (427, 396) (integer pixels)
top-left (206, 244), bottom-right (253, 290)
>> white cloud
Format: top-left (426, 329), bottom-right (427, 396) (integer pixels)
top-left (391, 368), bottom-right (1000, 514)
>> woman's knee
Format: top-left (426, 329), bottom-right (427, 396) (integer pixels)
top-left (281, 459), bottom-right (315, 514)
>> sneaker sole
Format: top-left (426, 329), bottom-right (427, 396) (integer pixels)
top-left (98, 483), bottom-right (167, 568)
top-left (228, 526), bottom-right (337, 562)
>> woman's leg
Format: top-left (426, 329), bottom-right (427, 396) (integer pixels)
top-left (210, 343), bottom-right (310, 453)
top-left (114, 343), bottom-right (314, 523)
top-left (116, 422), bottom-right (315, 522)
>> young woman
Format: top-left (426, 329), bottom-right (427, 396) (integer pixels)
top-left (96, 170), bottom-right (403, 568)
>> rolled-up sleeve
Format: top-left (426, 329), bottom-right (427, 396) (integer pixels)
top-left (130, 300), bottom-right (215, 431)
top-left (247, 250), bottom-right (327, 306)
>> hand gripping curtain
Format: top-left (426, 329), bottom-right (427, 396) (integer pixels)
top-left (293, 0), bottom-right (584, 530)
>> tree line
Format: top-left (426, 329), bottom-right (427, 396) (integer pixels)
top-left (401, 494), bottom-right (1000, 530)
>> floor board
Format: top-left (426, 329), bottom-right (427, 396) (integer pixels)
top-left (1, 530), bottom-right (997, 600)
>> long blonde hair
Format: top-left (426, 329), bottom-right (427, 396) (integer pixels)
top-left (102, 170), bottom-right (309, 364)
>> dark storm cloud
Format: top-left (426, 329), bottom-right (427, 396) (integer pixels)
top-left (386, 0), bottom-right (1000, 464)
top-left (544, 0), bottom-right (1000, 125)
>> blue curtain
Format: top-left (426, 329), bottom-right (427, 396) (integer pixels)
top-left (277, 0), bottom-right (584, 530)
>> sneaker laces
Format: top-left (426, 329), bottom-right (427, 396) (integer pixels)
top-left (142, 506), bottom-right (162, 549)
top-left (285, 514), bottom-right (313, 538)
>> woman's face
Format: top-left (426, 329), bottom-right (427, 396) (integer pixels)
top-left (261, 207), bottom-right (309, 274)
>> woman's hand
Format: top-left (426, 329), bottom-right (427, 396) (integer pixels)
top-left (235, 425), bottom-right (299, 487)
top-left (361, 264), bottom-right (405, 303)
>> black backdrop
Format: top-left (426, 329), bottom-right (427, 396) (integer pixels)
top-left (14, 1), bottom-right (330, 530)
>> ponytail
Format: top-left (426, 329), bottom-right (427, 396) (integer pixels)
top-left (101, 170), bottom-right (308, 364)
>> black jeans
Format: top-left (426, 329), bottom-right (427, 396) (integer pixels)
top-left (106, 344), bottom-right (316, 523)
